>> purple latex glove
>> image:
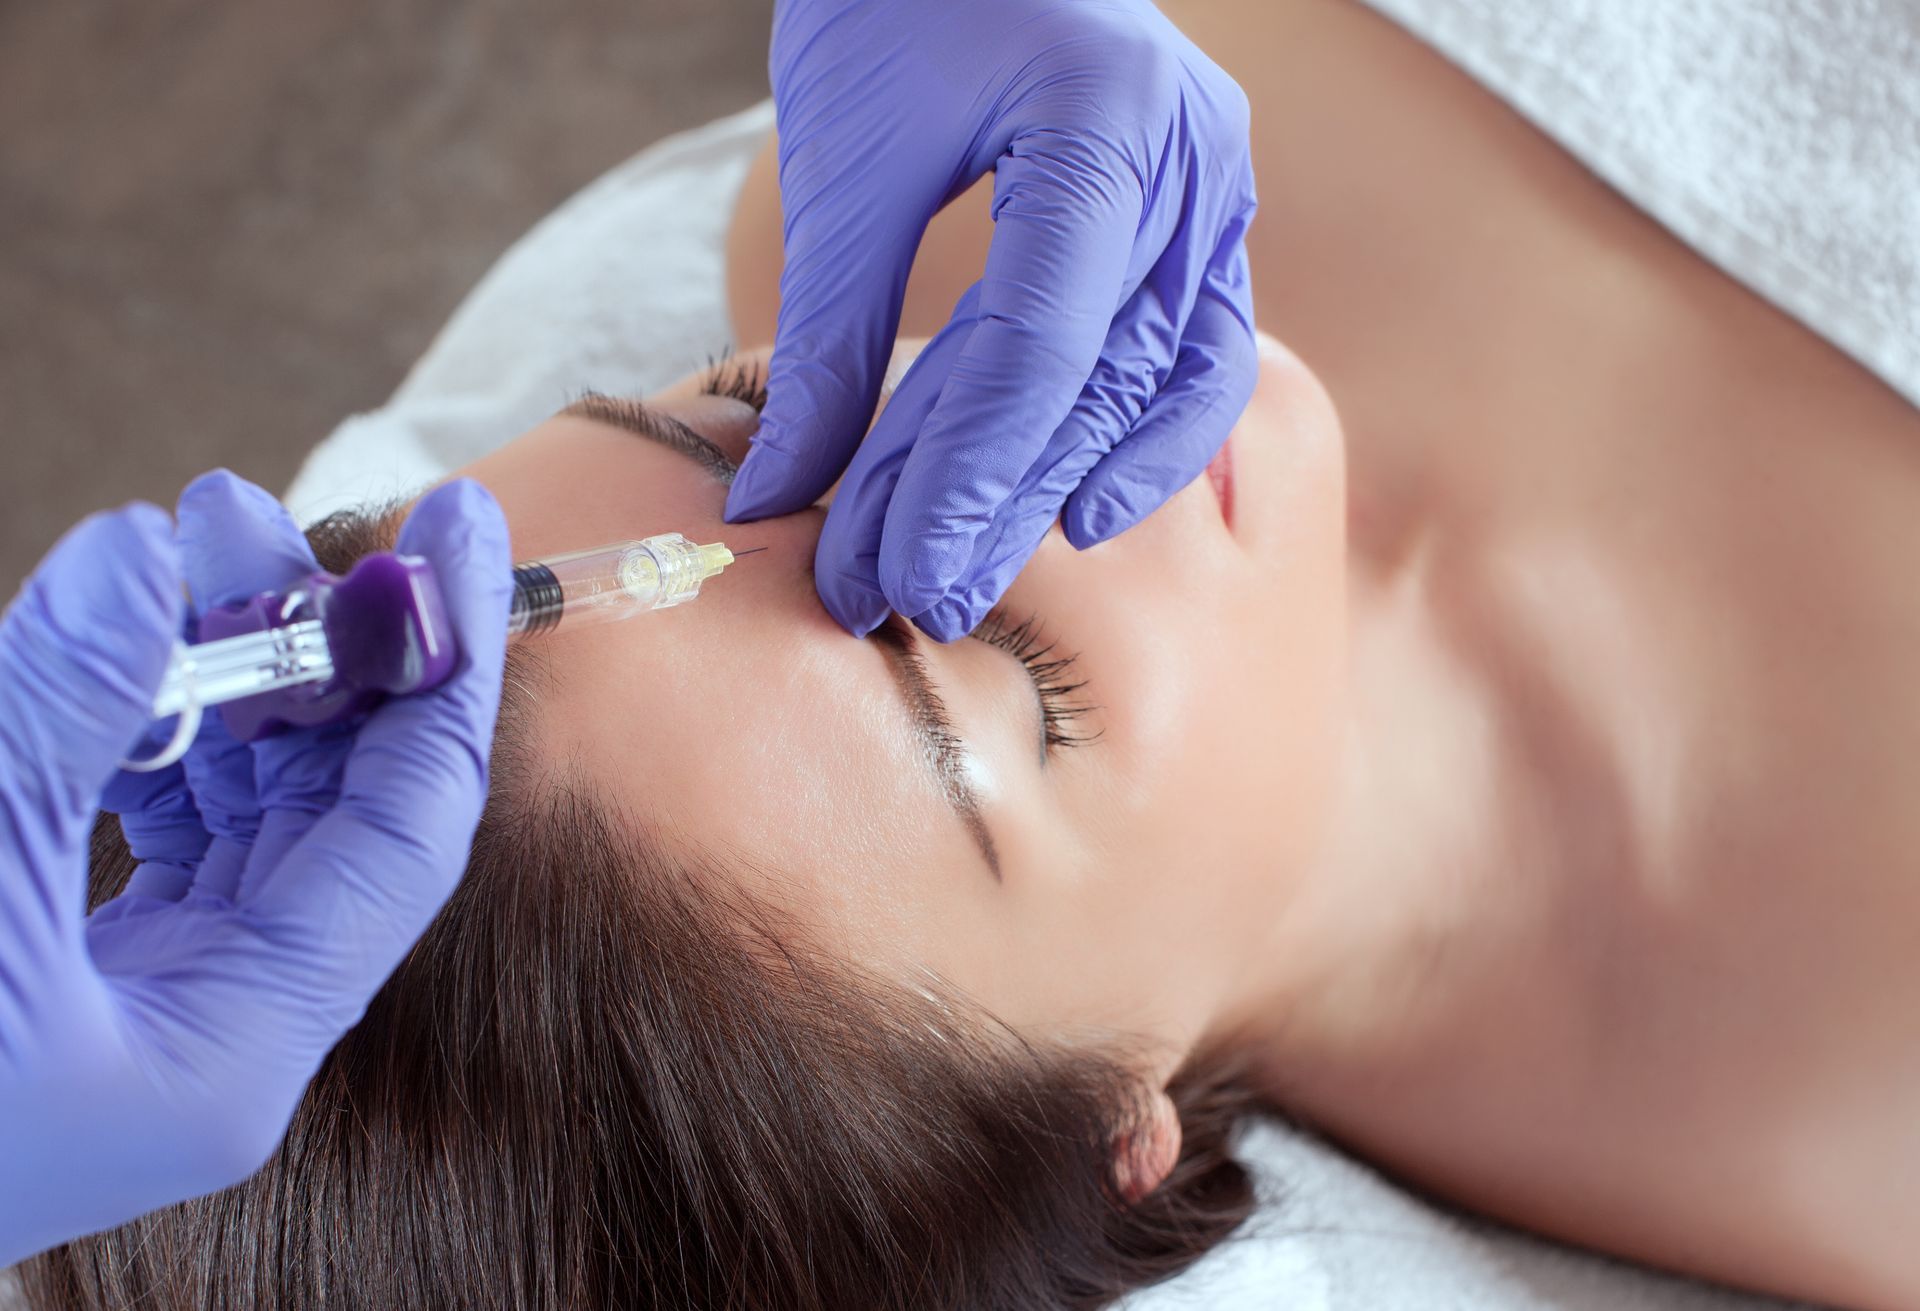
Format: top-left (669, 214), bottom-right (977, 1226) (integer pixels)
top-left (724, 0), bottom-right (1259, 640)
top-left (0, 471), bottom-right (509, 1264)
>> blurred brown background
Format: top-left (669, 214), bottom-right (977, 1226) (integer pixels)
top-left (0, 0), bottom-right (774, 597)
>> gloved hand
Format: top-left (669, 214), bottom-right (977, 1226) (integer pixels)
top-left (0, 471), bottom-right (510, 1265)
top-left (724, 0), bottom-right (1259, 641)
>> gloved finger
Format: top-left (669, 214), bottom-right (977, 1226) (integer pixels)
top-left (87, 849), bottom-right (196, 928)
top-left (0, 504), bottom-right (183, 939)
top-left (908, 511), bottom-right (1059, 646)
top-left (901, 277), bottom-right (1186, 641)
top-left (878, 129), bottom-right (1146, 617)
top-left (177, 468), bottom-right (320, 615)
top-left (812, 298), bottom-right (982, 636)
top-left (174, 469), bottom-right (323, 900)
top-left (234, 717), bottom-right (355, 905)
top-left (1061, 241), bottom-right (1258, 549)
top-left (116, 862), bottom-right (197, 908)
top-left (94, 635), bottom-right (214, 921)
top-left (98, 763), bottom-right (208, 909)
top-left (724, 171), bottom-right (934, 523)
top-left (240, 479), bottom-right (510, 993)
top-left (176, 710), bottom-right (265, 901)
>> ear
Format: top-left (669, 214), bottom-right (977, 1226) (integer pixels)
top-left (1111, 1089), bottom-right (1183, 1203)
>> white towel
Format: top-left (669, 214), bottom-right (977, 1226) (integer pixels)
top-left (1356, 0), bottom-right (1920, 411)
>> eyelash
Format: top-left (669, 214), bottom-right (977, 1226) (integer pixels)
top-left (700, 353), bottom-right (770, 412)
top-left (969, 611), bottom-right (1099, 752)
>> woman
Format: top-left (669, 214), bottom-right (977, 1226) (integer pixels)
top-left (22, 0), bottom-right (1920, 1307)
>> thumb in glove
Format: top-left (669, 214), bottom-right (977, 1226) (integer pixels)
top-left (0, 504), bottom-right (183, 861)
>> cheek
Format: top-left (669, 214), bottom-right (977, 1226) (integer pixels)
top-left (1179, 352), bottom-right (1351, 897)
top-left (1015, 369), bottom-right (1349, 1001)
top-left (1116, 600), bottom-right (1344, 908)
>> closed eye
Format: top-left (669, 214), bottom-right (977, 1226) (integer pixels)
top-left (969, 610), bottom-right (1099, 763)
top-left (699, 353), bottom-right (771, 412)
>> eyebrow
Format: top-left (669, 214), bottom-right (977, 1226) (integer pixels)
top-left (870, 623), bottom-right (1003, 881)
top-left (560, 391), bottom-right (1001, 878)
top-left (561, 392), bottom-right (737, 484)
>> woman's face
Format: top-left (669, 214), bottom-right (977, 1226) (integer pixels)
top-left (450, 334), bottom-right (1348, 1070)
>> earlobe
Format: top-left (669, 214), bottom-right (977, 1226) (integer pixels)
top-left (1112, 1089), bottom-right (1183, 1203)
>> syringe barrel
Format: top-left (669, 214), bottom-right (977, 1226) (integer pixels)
top-left (506, 534), bottom-right (732, 638)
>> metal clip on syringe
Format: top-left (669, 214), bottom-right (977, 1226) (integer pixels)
top-left (125, 533), bottom-right (745, 773)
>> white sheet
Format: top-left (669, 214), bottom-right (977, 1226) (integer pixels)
top-left (281, 101), bottom-right (1819, 1311)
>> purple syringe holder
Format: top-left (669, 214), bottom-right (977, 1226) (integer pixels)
top-left (199, 552), bottom-right (457, 741)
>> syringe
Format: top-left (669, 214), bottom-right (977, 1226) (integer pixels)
top-left (131, 532), bottom-right (747, 771)
top-left (505, 534), bottom-right (739, 637)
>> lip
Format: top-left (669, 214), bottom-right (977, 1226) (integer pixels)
top-left (1206, 433), bottom-right (1235, 528)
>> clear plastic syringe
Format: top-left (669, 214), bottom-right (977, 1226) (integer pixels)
top-left (137, 533), bottom-right (743, 770)
top-left (505, 533), bottom-right (739, 637)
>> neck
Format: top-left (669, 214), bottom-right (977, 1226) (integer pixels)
top-left (1210, 533), bottom-right (1579, 1116)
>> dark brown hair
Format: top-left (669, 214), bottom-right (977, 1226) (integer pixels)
top-left (19, 509), bottom-right (1264, 1310)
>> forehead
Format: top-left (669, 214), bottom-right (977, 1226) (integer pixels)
top-left (453, 414), bottom-right (989, 957)
top-left (518, 602), bottom-right (991, 970)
